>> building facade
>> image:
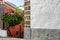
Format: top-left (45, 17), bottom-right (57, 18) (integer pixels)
top-left (24, 0), bottom-right (30, 27)
top-left (4, 2), bottom-right (16, 13)
top-left (0, 0), bottom-right (3, 4)
top-left (25, 0), bottom-right (60, 40)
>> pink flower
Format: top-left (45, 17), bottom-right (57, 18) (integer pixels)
top-left (19, 13), bottom-right (24, 16)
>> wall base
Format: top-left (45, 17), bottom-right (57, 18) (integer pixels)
top-left (24, 28), bottom-right (60, 40)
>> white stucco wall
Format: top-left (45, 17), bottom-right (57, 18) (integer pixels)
top-left (31, 0), bottom-right (60, 29)
top-left (0, 29), bottom-right (7, 37)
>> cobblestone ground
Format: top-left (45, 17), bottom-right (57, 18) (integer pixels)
top-left (0, 38), bottom-right (24, 40)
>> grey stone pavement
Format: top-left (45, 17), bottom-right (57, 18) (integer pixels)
top-left (24, 28), bottom-right (60, 40)
top-left (0, 38), bottom-right (24, 40)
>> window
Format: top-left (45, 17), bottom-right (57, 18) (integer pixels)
top-left (27, 1), bottom-right (30, 6)
top-left (24, 1), bottom-right (30, 6)
top-left (24, 7), bottom-right (27, 10)
top-left (25, 11), bottom-right (30, 15)
top-left (24, 2), bottom-right (27, 6)
top-left (24, 21), bottom-right (30, 25)
top-left (24, 16), bottom-right (30, 20)
top-left (27, 6), bottom-right (30, 10)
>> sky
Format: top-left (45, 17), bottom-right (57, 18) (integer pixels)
top-left (4, 0), bottom-right (24, 10)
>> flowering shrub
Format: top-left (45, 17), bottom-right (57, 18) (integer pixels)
top-left (2, 13), bottom-right (23, 27)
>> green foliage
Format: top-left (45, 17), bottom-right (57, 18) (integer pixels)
top-left (2, 13), bottom-right (23, 27)
top-left (14, 6), bottom-right (24, 14)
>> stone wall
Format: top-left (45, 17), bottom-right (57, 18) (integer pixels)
top-left (31, 0), bottom-right (60, 29)
top-left (24, 28), bottom-right (31, 40)
top-left (24, 28), bottom-right (60, 40)
top-left (31, 29), bottom-right (60, 40)
top-left (25, 0), bottom-right (60, 40)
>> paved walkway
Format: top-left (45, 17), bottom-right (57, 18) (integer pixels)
top-left (0, 29), bottom-right (24, 40)
top-left (0, 38), bottom-right (24, 40)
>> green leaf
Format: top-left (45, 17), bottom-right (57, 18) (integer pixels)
top-left (2, 13), bottom-right (23, 27)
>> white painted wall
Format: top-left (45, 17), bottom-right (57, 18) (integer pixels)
top-left (31, 0), bottom-right (60, 29)
top-left (0, 29), bottom-right (7, 37)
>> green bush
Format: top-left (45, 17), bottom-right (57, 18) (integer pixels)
top-left (2, 13), bottom-right (23, 27)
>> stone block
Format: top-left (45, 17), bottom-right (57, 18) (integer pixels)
top-left (24, 28), bottom-right (31, 39)
top-left (31, 29), bottom-right (60, 40)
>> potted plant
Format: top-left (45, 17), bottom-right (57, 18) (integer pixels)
top-left (2, 13), bottom-right (23, 27)
top-left (1, 13), bottom-right (23, 37)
